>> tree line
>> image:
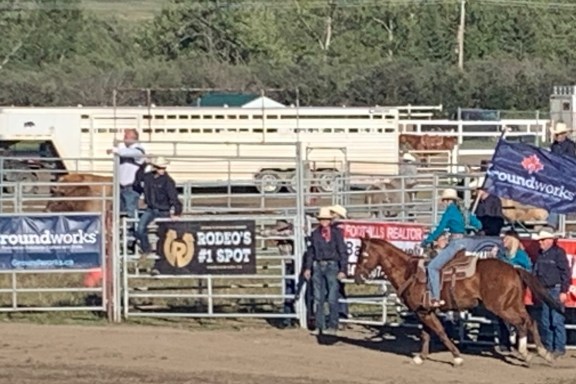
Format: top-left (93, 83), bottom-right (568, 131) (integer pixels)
top-left (1, 0), bottom-right (575, 114)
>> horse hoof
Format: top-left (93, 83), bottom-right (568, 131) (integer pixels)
top-left (412, 355), bottom-right (424, 365)
top-left (523, 353), bottom-right (534, 366)
top-left (544, 352), bottom-right (554, 364)
top-left (453, 357), bottom-right (464, 367)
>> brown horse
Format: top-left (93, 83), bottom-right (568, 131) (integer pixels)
top-left (354, 237), bottom-right (560, 367)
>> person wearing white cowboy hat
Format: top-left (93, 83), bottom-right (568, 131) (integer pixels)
top-left (327, 204), bottom-right (351, 319)
top-left (550, 121), bottom-right (576, 158)
top-left (400, 152), bottom-right (419, 193)
top-left (470, 177), bottom-right (504, 236)
top-left (329, 204), bottom-right (348, 220)
top-left (532, 227), bottom-right (571, 358)
top-left (134, 155), bottom-right (183, 273)
top-left (303, 206), bottom-right (348, 336)
top-left (419, 188), bottom-right (483, 308)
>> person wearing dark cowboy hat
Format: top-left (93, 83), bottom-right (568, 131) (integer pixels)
top-left (303, 207), bottom-right (348, 336)
top-left (470, 177), bottom-right (504, 236)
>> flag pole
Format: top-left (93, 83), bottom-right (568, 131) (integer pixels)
top-left (471, 126), bottom-right (510, 214)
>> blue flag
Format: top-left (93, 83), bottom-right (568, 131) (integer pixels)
top-left (485, 140), bottom-right (576, 214)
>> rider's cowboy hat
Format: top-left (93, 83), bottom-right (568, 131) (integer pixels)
top-left (402, 153), bottom-right (416, 162)
top-left (531, 229), bottom-right (558, 241)
top-left (469, 177), bottom-right (485, 190)
top-left (151, 156), bottom-right (170, 168)
top-left (553, 122), bottom-right (569, 135)
top-left (316, 207), bottom-right (333, 220)
top-left (440, 188), bottom-right (459, 200)
top-left (329, 204), bottom-right (348, 219)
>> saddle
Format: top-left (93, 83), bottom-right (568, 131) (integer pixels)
top-left (415, 249), bottom-right (478, 285)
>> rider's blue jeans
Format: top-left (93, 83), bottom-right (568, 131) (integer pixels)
top-left (427, 238), bottom-right (467, 300)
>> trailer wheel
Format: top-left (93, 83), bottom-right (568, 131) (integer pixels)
top-left (313, 170), bottom-right (338, 193)
top-left (284, 171), bottom-right (298, 193)
top-left (255, 170), bottom-right (282, 194)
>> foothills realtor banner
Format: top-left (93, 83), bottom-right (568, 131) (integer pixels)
top-left (155, 220), bottom-right (257, 275)
top-left (0, 214), bottom-right (102, 270)
top-left (485, 140), bottom-right (576, 213)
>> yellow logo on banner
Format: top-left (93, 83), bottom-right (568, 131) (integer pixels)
top-left (163, 229), bottom-right (195, 268)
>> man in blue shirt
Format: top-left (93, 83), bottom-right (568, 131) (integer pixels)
top-left (532, 229), bottom-right (571, 358)
top-left (421, 188), bottom-right (482, 307)
top-left (550, 122), bottom-right (576, 159)
top-left (303, 207), bottom-right (348, 335)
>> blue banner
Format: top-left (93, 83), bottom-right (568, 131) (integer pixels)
top-left (485, 140), bottom-right (576, 214)
top-left (0, 214), bottom-right (102, 270)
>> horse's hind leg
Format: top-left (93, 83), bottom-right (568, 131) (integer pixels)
top-left (417, 312), bottom-right (463, 367)
top-left (527, 315), bottom-right (554, 363)
top-left (496, 309), bottom-right (535, 364)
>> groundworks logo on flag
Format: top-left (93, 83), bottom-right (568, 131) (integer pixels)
top-left (521, 154), bottom-right (544, 174)
top-left (487, 153), bottom-right (575, 202)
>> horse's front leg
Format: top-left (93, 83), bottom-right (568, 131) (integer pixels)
top-left (412, 325), bottom-right (431, 365)
top-left (418, 311), bottom-right (463, 367)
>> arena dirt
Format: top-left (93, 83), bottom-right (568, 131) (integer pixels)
top-left (0, 322), bottom-right (574, 384)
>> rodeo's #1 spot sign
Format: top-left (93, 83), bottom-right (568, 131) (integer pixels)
top-left (155, 220), bottom-right (257, 275)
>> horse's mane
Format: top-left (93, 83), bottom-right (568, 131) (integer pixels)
top-left (365, 237), bottom-right (422, 278)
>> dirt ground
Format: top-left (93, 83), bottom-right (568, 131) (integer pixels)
top-left (0, 322), bottom-right (574, 384)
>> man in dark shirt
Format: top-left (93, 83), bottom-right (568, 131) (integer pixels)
top-left (303, 207), bottom-right (348, 336)
top-left (532, 229), bottom-right (571, 358)
top-left (471, 177), bottom-right (504, 236)
top-left (134, 156), bottom-right (182, 260)
top-left (550, 122), bottom-right (576, 158)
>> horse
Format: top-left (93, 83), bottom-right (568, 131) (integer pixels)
top-left (354, 236), bottom-right (560, 367)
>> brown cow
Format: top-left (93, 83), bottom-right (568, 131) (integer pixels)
top-left (500, 198), bottom-right (548, 223)
top-left (47, 173), bottom-right (113, 214)
top-left (50, 173), bottom-right (113, 199)
top-left (399, 134), bottom-right (458, 152)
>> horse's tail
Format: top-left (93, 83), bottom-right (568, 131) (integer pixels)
top-left (516, 268), bottom-right (565, 315)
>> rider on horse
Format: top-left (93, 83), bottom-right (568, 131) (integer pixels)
top-left (421, 188), bottom-right (483, 307)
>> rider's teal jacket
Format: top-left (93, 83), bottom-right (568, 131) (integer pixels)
top-left (422, 203), bottom-right (482, 245)
top-left (498, 248), bottom-right (532, 272)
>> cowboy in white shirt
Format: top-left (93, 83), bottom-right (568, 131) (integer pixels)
top-left (107, 129), bottom-right (146, 218)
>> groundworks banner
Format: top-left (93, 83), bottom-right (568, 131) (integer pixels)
top-left (485, 140), bottom-right (576, 213)
top-left (0, 214), bottom-right (102, 270)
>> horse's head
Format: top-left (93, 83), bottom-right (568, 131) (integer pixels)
top-left (354, 235), bottom-right (381, 284)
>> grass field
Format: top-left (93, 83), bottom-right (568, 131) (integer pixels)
top-left (82, 0), bottom-right (162, 21)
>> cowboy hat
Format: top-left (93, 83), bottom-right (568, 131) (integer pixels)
top-left (469, 177), bottom-right (485, 190)
top-left (553, 122), bottom-right (569, 135)
top-left (329, 204), bottom-right (348, 219)
top-left (531, 229), bottom-right (558, 241)
top-left (402, 153), bottom-right (416, 162)
top-left (152, 156), bottom-right (170, 168)
top-left (440, 188), bottom-right (459, 200)
top-left (316, 207), bottom-right (333, 220)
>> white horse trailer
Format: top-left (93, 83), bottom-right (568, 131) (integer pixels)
top-left (0, 105), bottom-right (415, 193)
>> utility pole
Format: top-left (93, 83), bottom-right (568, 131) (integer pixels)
top-left (457, 0), bottom-right (466, 71)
